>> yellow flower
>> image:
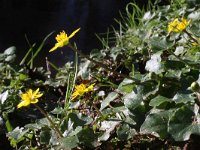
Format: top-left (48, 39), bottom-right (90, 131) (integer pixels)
top-left (49, 28), bottom-right (80, 52)
top-left (71, 83), bottom-right (95, 100)
top-left (168, 18), bottom-right (190, 33)
top-left (17, 88), bottom-right (43, 108)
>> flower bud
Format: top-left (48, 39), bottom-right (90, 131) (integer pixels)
top-left (191, 82), bottom-right (200, 92)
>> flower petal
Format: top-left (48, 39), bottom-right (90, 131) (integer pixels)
top-left (17, 99), bottom-right (31, 108)
top-left (87, 83), bottom-right (95, 92)
top-left (20, 93), bottom-right (30, 101)
top-left (33, 88), bottom-right (39, 95)
top-left (49, 44), bottom-right (60, 52)
top-left (31, 98), bottom-right (39, 104)
top-left (68, 28), bottom-right (81, 39)
top-left (34, 93), bottom-right (43, 99)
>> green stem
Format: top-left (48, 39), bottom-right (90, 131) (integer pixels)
top-left (167, 49), bottom-right (190, 66)
top-left (68, 44), bottom-right (140, 84)
top-left (34, 104), bottom-right (63, 138)
top-left (93, 104), bottom-right (103, 117)
top-left (184, 30), bottom-right (199, 44)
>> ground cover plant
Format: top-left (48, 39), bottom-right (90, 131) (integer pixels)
top-left (1, 0), bottom-right (200, 149)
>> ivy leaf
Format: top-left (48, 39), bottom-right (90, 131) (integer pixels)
top-left (168, 106), bottom-right (200, 141)
top-left (78, 60), bottom-right (91, 79)
top-left (164, 60), bottom-right (185, 70)
top-left (40, 129), bottom-right (51, 144)
top-left (117, 124), bottom-right (136, 140)
top-left (118, 78), bottom-right (135, 93)
top-left (98, 131), bottom-right (111, 141)
top-left (68, 113), bottom-right (93, 128)
top-left (7, 127), bottom-right (28, 140)
top-left (5, 54), bottom-right (16, 63)
top-left (4, 46), bottom-right (16, 55)
top-left (25, 123), bottom-right (42, 130)
top-left (140, 110), bottom-right (173, 139)
top-left (0, 53), bottom-right (6, 61)
top-left (100, 92), bottom-right (119, 111)
top-left (124, 91), bottom-right (143, 111)
top-left (99, 120), bottom-right (120, 141)
top-left (51, 107), bottom-right (64, 115)
top-left (150, 37), bottom-right (173, 52)
top-left (77, 127), bottom-right (98, 148)
top-left (38, 118), bottom-right (51, 126)
top-left (145, 53), bottom-right (164, 74)
top-left (149, 95), bottom-right (172, 108)
top-left (188, 11), bottom-right (200, 20)
top-left (60, 135), bottom-right (79, 149)
top-left (172, 93), bottom-right (195, 104)
top-left (0, 90), bottom-right (9, 104)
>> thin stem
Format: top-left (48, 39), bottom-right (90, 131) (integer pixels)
top-left (68, 43), bottom-right (140, 84)
top-left (184, 30), bottom-right (199, 44)
top-left (167, 49), bottom-right (190, 66)
top-left (34, 104), bottom-right (63, 138)
top-left (93, 104), bottom-right (103, 117)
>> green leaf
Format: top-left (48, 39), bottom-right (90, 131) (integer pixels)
top-left (118, 79), bottom-right (135, 93)
top-left (145, 53), bottom-right (164, 74)
top-left (5, 54), bottom-right (16, 63)
top-left (150, 37), bottom-right (173, 52)
top-left (38, 118), bottom-right (51, 127)
top-left (188, 11), bottom-right (200, 21)
top-left (110, 47), bottom-right (122, 61)
top-left (164, 60), bottom-right (185, 70)
top-left (140, 110), bottom-right (173, 139)
top-left (124, 91), bottom-right (143, 111)
top-left (5, 119), bottom-right (13, 132)
top-left (0, 53), bottom-right (6, 61)
top-left (68, 101), bottom-right (81, 109)
top-left (7, 127), bottom-right (28, 140)
top-left (117, 124), bottom-right (136, 140)
top-left (100, 92), bottom-right (119, 111)
top-left (0, 90), bottom-right (9, 104)
top-left (40, 129), bottom-right (51, 144)
top-left (68, 113), bottom-right (93, 128)
top-left (60, 135), bottom-right (79, 149)
top-left (172, 93), bottom-right (195, 104)
top-left (143, 11), bottom-right (153, 21)
top-left (77, 127), bottom-right (97, 148)
top-left (100, 120), bottom-right (120, 133)
top-left (99, 120), bottom-right (120, 141)
top-left (25, 123), bottom-right (42, 130)
top-left (149, 95), bottom-right (172, 108)
top-left (168, 106), bottom-right (200, 141)
top-left (98, 131), bottom-right (111, 141)
top-left (4, 46), bottom-right (16, 55)
top-left (78, 60), bottom-right (91, 79)
top-left (51, 107), bottom-right (64, 115)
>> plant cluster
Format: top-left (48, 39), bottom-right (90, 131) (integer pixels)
top-left (1, 0), bottom-right (200, 149)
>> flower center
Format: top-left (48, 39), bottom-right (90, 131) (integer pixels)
top-left (56, 31), bottom-right (67, 42)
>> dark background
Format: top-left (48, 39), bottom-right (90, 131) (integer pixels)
top-left (0, 0), bottom-right (132, 66)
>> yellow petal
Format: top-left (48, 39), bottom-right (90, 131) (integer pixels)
top-left (20, 93), bottom-right (30, 101)
top-left (87, 83), bottom-right (95, 92)
top-left (49, 41), bottom-right (67, 52)
top-left (68, 28), bottom-right (81, 39)
top-left (17, 100), bottom-right (31, 108)
top-left (33, 88), bottom-right (39, 95)
top-left (71, 92), bottom-right (79, 100)
top-left (35, 93), bottom-right (43, 99)
top-left (27, 89), bottom-right (33, 97)
top-left (31, 98), bottom-right (39, 104)
top-left (49, 44), bottom-right (60, 52)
